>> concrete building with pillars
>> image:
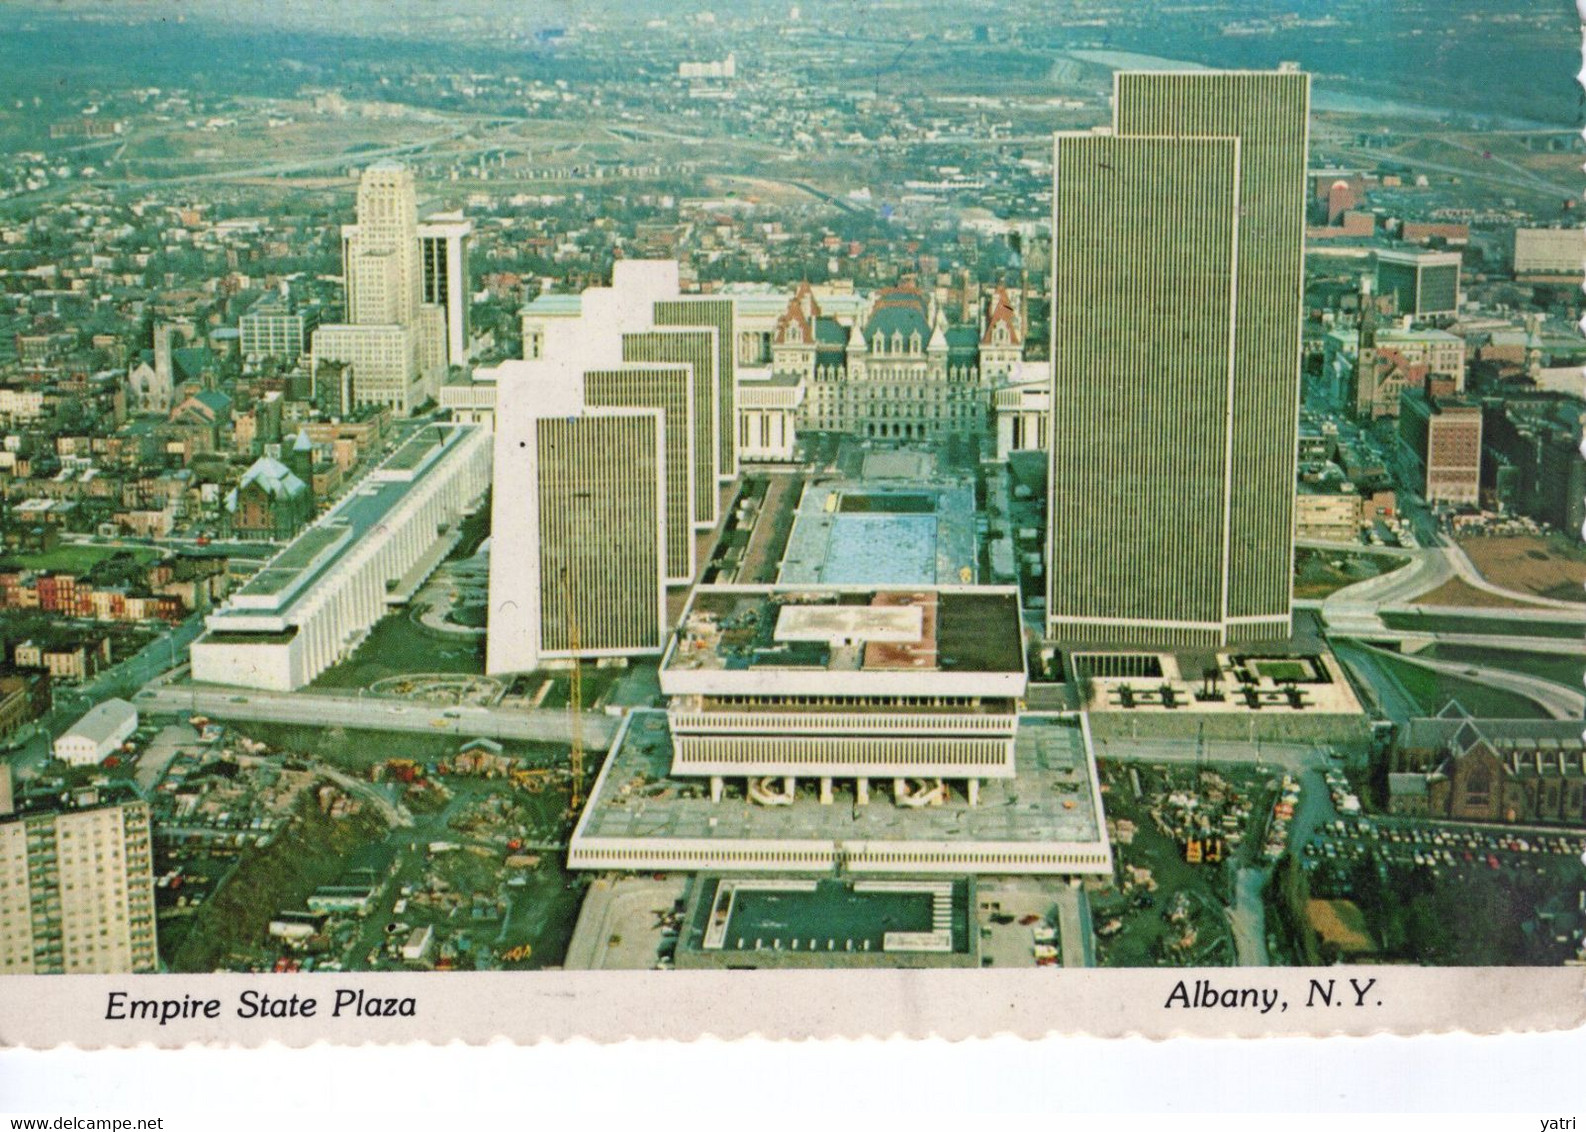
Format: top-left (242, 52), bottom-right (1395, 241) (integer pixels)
top-left (991, 361), bottom-right (1051, 458)
top-left (190, 423), bottom-right (491, 690)
top-left (658, 585), bottom-right (1027, 808)
top-left (736, 372), bottom-right (804, 462)
top-left (566, 585), bottom-right (1114, 877)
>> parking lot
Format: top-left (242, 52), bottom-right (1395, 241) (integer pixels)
top-left (1301, 814), bottom-right (1586, 964)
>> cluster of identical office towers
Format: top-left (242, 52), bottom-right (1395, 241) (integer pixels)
top-left (1047, 69), bottom-right (1310, 649)
top-left (491, 69), bottom-right (1311, 670)
top-left (485, 262), bottom-right (736, 674)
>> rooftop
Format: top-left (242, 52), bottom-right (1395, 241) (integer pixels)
top-left (210, 423), bottom-right (480, 622)
top-left (520, 293), bottom-right (585, 317)
top-left (381, 425), bottom-right (447, 474)
top-left (572, 710), bottom-right (1107, 862)
top-left (666, 587), bottom-right (1025, 679)
top-left (61, 697), bottom-right (137, 746)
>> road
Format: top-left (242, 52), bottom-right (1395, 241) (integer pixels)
top-left (1370, 646), bottom-right (1585, 720)
top-left (1311, 538), bottom-right (1586, 645)
top-left (1331, 641), bottom-right (1428, 723)
top-left (1228, 757), bottom-right (1339, 968)
top-left (1052, 884), bottom-right (1092, 968)
top-left (1228, 869), bottom-right (1270, 967)
top-left (1357, 141), bottom-right (1581, 201)
top-left (3, 615), bottom-right (207, 783)
top-left (1093, 736), bottom-right (1328, 776)
top-left (1312, 544), bottom-right (1450, 636)
top-left (1385, 630), bottom-right (1584, 657)
top-left (135, 684), bottom-right (620, 748)
top-left (715, 173), bottom-right (870, 216)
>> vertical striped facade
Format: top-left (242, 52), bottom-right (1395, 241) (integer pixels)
top-left (582, 366), bottom-right (697, 584)
top-left (534, 413), bottom-right (667, 656)
top-left (1113, 71), bottom-right (1310, 643)
top-left (0, 800), bottom-right (157, 974)
top-left (653, 298), bottom-right (738, 482)
top-left (622, 329), bottom-right (719, 528)
top-left (1047, 135), bottom-right (1242, 647)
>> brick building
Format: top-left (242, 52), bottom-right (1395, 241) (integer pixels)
top-left (1399, 388), bottom-right (1482, 507)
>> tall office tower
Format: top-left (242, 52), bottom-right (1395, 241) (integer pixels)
top-left (1048, 134), bottom-right (1243, 647)
top-left (1046, 69), bottom-right (1309, 648)
top-left (518, 260), bottom-right (725, 534)
top-left (484, 262), bottom-right (733, 674)
top-left (315, 162), bottom-right (451, 415)
top-left (485, 370), bottom-right (667, 675)
top-left (520, 264), bottom-right (735, 497)
top-left (653, 297), bottom-right (737, 484)
top-left (418, 212), bottom-right (473, 367)
top-left (344, 162), bottom-right (421, 326)
top-left (0, 790), bottom-right (157, 974)
top-left (583, 366), bottom-right (697, 584)
top-left (1375, 248), bottom-right (1461, 318)
top-left (621, 329), bottom-right (718, 529)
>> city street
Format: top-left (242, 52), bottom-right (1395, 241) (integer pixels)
top-left (3, 615), bottom-right (205, 781)
top-left (134, 684), bottom-right (620, 748)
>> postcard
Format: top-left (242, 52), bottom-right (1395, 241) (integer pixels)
top-left (0, 0), bottom-right (1581, 1048)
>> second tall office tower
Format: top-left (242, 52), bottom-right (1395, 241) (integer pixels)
top-left (1047, 69), bottom-right (1310, 649)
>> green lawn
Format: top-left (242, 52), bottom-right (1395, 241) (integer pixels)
top-left (1367, 651), bottom-right (1555, 720)
top-left (1425, 645), bottom-right (1583, 690)
top-left (309, 609), bottom-right (485, 691)
top-left (1293, 548), bottom-right (1409, 599)
top-left (0, 544), bottom-right (163, 575)
top-left (1380, 610), bottom-right (1585, 639)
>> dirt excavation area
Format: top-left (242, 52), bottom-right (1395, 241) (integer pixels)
top-left (1458, 535), bottom-right (1586, 604)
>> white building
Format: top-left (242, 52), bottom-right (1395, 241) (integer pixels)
top-left (438, 368), bottom-right (498, 427)
top-left (736, 370), bottom-right (803, 462)
top-left (417, 212), bottom-right (472, 366)
top-left (239, 294), bottom-right (315, 363)
top-left (484, 356), bottom-right (668, 676)
top-left (655, 585), bottom-right (1028, 805)
top-left (313, 162), bottom-right (453, 416)
top-left (53, 698), bottom-right (138, 767)
top-left (191, 423), bottom-right (491, 690)
top-left (0, 791), bottom-right (157, 974)
top-left (311, 323), bottom-right (419, 415)
top-left (991, 361), bottom-right (1052, 458)
top-left (400, 923), bottom-right (435, 963)
top-left (1513, 227), bottom-right (1584, 277)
